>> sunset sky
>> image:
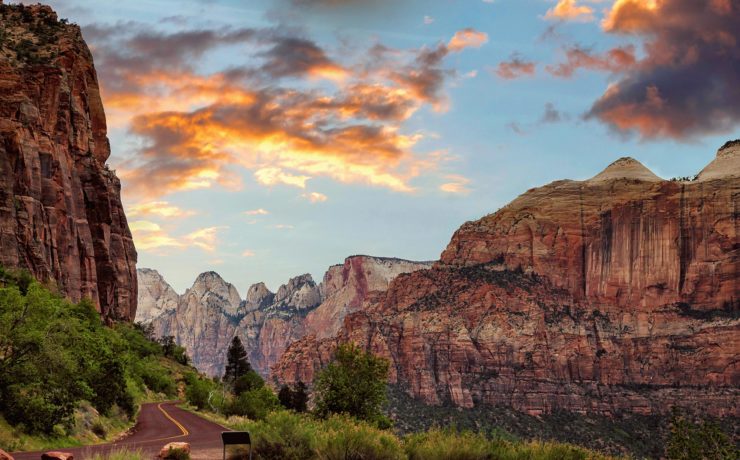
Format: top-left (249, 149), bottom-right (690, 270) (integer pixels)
top-left (38, 0), bottom-right (739, 294)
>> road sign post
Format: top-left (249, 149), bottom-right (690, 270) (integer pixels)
top-left (221, 431), bottom-right (252, 460)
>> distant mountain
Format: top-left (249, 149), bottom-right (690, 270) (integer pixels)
top-left (0, 3), bottom-right (137, 321)
top-left (136, 256), bottom-right (432, 376)
top-left (274, 142), bottom-right (739, 419)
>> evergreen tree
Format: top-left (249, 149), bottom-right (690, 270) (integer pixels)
top-left (277, 381), bottom-right (308, 412)
top-left (224, 336), bottom-right (251, 385)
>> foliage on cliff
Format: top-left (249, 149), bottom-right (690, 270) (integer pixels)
top-left (0, 267), bottom-right (189, 442)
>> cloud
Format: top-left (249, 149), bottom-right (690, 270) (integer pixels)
top-left (493, 54), bottom-right (536, 79)
top-left (245, 208), bottom-right (270, 215)
top-left (130, 221), bottom-right (183, 251)
top-left (547, 44), bottom-right (636, 78)
top-left (447, 28), bottom-right (489, 52)
top-left (258, 36), bottom-right (347, 80)
top-left (302, 191), bottom-right (328, 202)
top-left (272, 224), bottom-right (295, 230)
top-left (241, 250), bottom-right (256, 257)
top-left (129, 221), bottom-right (225, 252)
top-left (439, 174), bottom-right (471, 194)
top-left (183, 227), bottom-right (225, 252)
top-left (544, 0), bottom-right (595, 22)
top-left (255, 168), bottom-right (311, 189)
top-left (586, 0), bottom-right (740, 139)
top-left (127, 201), bottom-right (195, 218)
top-left (540, 102), bottom-right (567, 123)
top-left (423, 15), bottom-right (434, 25)
top-left (89, 24), bottom-right (475, 199)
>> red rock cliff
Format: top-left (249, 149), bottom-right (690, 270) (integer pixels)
top-left (0, 4), bottom-right (137, 321)
top-left (273, 145), bottom-right (739, 417)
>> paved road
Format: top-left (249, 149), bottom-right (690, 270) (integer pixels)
top-left (12, 402), bottom-right (230, 459)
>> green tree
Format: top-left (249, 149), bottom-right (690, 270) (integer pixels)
top-left (313, 343), bottom-right (389, 424)
top-left (666, 409), bottom-right (738, 460)
top-left (224, 336), bottom-right (251, 385)
top-left (234, 370), bottom-right (264, 396)
top-left (278, 381), bottom-right (309, 413)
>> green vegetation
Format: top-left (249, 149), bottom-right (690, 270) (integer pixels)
top-left (313, 343), bottom-right (390, 426)
top-left (224, 335), bottom-right (252, 385)
top-left (665, 409), bottom-right (737, 460)
top-left (278, 381), bottom-right (309, 413)
top-left (87, 449), bottom-right (146, 460)
top-left (202, 410), bottom-right (618, 460)
top-left (0, 267), bottom-right (192, 451)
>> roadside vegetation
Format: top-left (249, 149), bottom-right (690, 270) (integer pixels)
top-left (0, 267), bottom-right (193, 452)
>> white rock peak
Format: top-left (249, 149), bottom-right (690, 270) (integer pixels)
top-left (587, 157), bottom-right (662, 183)
top-left (696, 140), bottom-right (740, 182)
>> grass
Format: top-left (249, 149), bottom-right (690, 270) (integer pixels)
top-left (188, 408), bottom-right (624, 460)
top-left (86, 448), bottom-right (146, 460)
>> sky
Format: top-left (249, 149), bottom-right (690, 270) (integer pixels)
top-left (28, 0), bottom-right (740, 294)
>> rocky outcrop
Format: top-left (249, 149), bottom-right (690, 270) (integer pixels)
top-left (135, 268), bottom-right (178, 323)
top-left (142, 256), bottom-right (430, 376)
top-left (0, 3), bottom-right (137, 321)
top-left (273, 144), bottom-right (739, 418)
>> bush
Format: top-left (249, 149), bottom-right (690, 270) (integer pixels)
top-left (227, 386), bottom-right (280, 421)
top-left (313, 343), bottom-right (389, 425)
top-left (134, 357), bottom-right (177, 396)
top-left (315, 414), bottom-right (405, 460)
top-left (240, 411), bottom-right (318, 460)
top-left (185, 373), bottom-right (216, 411)
top-left (405, 428), bottom-right (493, 460)
top-left (665, 410), bottom-right (737, 460)
top-left (278, 381), bottom-right (309, 413)
top-left (234, 370), bottom-right (265, 396)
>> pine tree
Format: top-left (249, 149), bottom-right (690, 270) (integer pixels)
top-left (224, 336), bottom-right (251, 385)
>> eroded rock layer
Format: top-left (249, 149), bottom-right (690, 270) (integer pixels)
top-left (0, 3), bottom-right (137, 321)
top-left (273, 145), bottom-right (739, 417)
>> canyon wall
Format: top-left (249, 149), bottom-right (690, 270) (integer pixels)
top-left (138, 256), bottom-right (431, 376)
top-left (273, 144), bottom-right (739, 417)
top-left (0, 3), bottom-right (137, 321)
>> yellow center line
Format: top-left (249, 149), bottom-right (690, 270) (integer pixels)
top-left (157, 402), bottom-right (190, 438)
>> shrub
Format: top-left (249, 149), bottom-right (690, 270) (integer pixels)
top-left (278, 381), bottom-right (309, 413)
top-left (184, 373), bottom-right (216, 410)
top-left (227, 386), bottom-right (280, 421)
top-left (405, 428), bottom-right (494, 460)
top-left (239, 411), bottom-right (318, 460)
top-left (315, 414), bottom-right (405, 460)
top-left (234, 370), bottom-right (265, 396)
top-left (313, 343), bottom-right (389, 425)
top-left (665, 410), bottom-right (737, 460)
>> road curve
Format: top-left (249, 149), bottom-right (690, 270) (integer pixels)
top-left (12, 402), bottom-right (230, 459)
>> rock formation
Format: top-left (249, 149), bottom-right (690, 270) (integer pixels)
top-left (140, 256), bottom-right (431, 376)
top-left (0, 3), bottom-right (137, 321)
top-left (135, 268), bottom-right (178, 323)
top-left (273, 143), bottom-right (739, 418)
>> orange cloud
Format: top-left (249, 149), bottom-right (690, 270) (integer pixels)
top-left (129, 220), bottom-right (226, 252)
top-left (588, 0), bottom-right (740, 139)
top-left (547, 45), bottom-right (636, 77)
top-left (447, 28), bottom-right (489, 52)
top-left (545, 0), bottom-right (595, 22)
top-left (127, 201), bottom-right (196, 218)
top-left (439, 175), bottom-right (472, 195)
top-left (91, 25), bottom-right (476, 199)
top-left (494, 55), bottom-right (536, 79)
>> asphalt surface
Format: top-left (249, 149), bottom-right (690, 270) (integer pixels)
top-left (12, 402), bottom-right (231, 459)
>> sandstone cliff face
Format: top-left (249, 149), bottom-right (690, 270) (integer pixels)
top-left (0, 3), bottom-right (137, 321)
top-left (135, 268), bottom-right (178, 323)
top-left (273, 145), bottom-right (739, 417)
top-left (142, 256), bottom-right (430, 376)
